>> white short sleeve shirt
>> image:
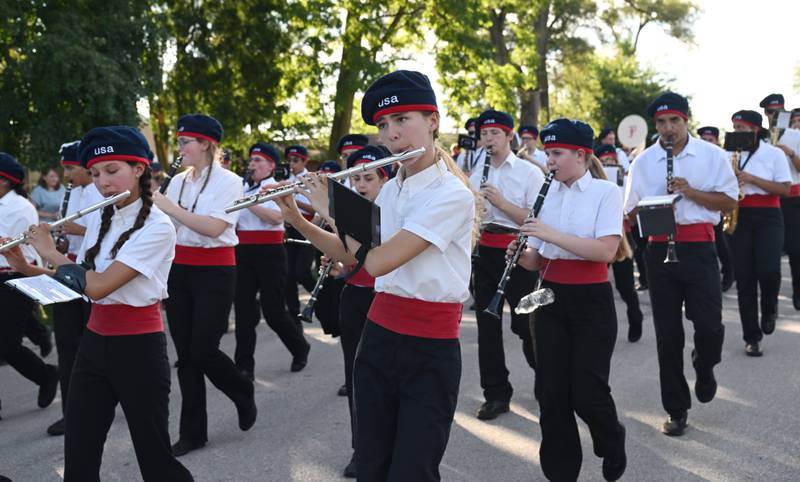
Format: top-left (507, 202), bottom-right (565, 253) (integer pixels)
top-left (469, 152), bottom-right (545, 229)
top-left (237, 177), bottom-right (283, 231)
top-left (736, 141), bottom-right (792, 195)
top-left (779, 128), bottom-right (800, 185)
top-left (0, 190), bottom-right (38, 267)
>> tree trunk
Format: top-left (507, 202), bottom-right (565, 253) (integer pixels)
top-left (534, 3), bottom-right (551, 123)
top-left (327, 9), bottom-right (363, 161)
top-left (518, 88), bottom-right (540, 127)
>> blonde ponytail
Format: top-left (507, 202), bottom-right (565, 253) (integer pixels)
top-left (436, 144), bottom-right (483, 248)
top-left (587, 153), bottom-right (632, 262)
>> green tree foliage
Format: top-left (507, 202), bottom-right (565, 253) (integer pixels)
top-left (0, 0), bottom-right (162, 171)
top-left (599, 0), bottom-right (698, 55)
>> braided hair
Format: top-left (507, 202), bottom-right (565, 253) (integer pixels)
top-left (84, 164), bottom-right (153, 270)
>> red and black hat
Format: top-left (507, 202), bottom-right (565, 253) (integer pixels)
top-left (318, 161), bottom-right (342, 174)
top-left (346, 145), bottom-right (391, 177)
top-left (284, 145), bottom-right (308, 160)
top-left (465, 117), bottom-right (479, 131)
top-left (732, 110), bottom-right (763, 130)
top-left (540, 118), bottom-right (594, 154)
top-left (176, 114), bottom-right (223, 144)
top-left (696, 126), bottom-right (720, 138)
top-left (337, 134), bottom-right (369, 155)
top-left (791, 108), bottom-right (800, 120)
top-left (646, 92), bottom-right (690, 121)
top-left (594, 144), bottom-right (617, 159)
top-left (518, 125), bottom-right (539, 138)
top-left (478, 109), bottom-right (514, 133)
top-left (759, 93), bottom-right (784, 110)
top-left (59, 140), bottom-right (81, 166)
top-left (0, 152), bottom-right (24, 185)
top-left (361, 70), bottom-right (438, 126)
top-left (79, 126), bottom-right (153, 169)
top-left (249, 142), bottom-right (279, 164)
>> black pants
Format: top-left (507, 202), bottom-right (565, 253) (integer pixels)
top-left (234, 244), bottom-right (308, 373)
top-left (714, 222), bottom-right (734, 278)
top-left (782, 197), bottom-right (800, 298)
top-left (64, 330), bottom-right (192, 482)
top-left (355, 321), bottom-right (460, 481)
top-left (53, 299), bottom-right (91, 416)
top-left (631, 229), bottom-right (648, 286)
top-left (646, 242), bottom-right (724, 417)
top-left (474, 245), bottom-right (537, 402)
top-left (731, 207), bottom-right (784, 342)
top-left (285, 227), bottom-right (316, 319)
top-left (0, 273), bottom-right (53, 387)
top-left (611, 256), bottom-right (643, 326)
top-left (339, 285), bottom-right (374, 450)
top-left (166, 264), bottom-right (253, 444)
top-left (24, 314), bottom-right (50, 347)
top-left (532, 281), bottom-right (623, 482)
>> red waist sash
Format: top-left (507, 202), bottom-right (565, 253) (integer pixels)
top-left (649, 223), bottom-right (715, 243)
top-left (541, 258), bottom-right (608, 284)
top-left (236, 230), bottom-right (284, 245)
top-left (368, 292), bottom-right (462, 339)
top-left (740, 194), bottom-right (780, 208)
top-left (790, 184), bottom-right (800, 197)
top-left (479, 231), bottom-right (517, 249)
top-left (174, 245), bottom-right (236, 266)
top-left (347, 266), bottom-right (375, 288)
top-left (87, 302), bottom-right (162, 336)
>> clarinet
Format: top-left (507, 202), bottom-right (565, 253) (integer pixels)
top-left (298, 221), bottom-right (331, 323)
top-left (55, 183), bottom-right (73, 254)
top-left (484, 170), bottom-right (556, 320)
top-left (159, 155), bottom-right (184, 194)
top-left (663, 139), bottom-right (679, 263)
top-left (481, 146), bottom-right (492, 185)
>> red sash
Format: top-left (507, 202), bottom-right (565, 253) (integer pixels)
top-left (790, 184), bottom-right (800, 197)
top-left (649, 223), bottom-right (715, 243)
top-left (87, 302), bottom-right (163, 336)
top-left (236, 230), bottom-right (284, 245)
top-left (174, 245), bottom-right (236, 266)
top-left (540, 258), bottom-right (608, 284)
top-left (479, 231), bottom-right (517, 249)
top-left (740, 194), bottom-right (780, 208)
top-left (347, 266), bottom-right (375, 288)
top-left (368, 292), bottom-right (462, 339)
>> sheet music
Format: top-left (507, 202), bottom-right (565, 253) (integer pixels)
top-left (5, 275), bottom-right (83, 305)
top-left (637, 194), bottom-right (682, 207)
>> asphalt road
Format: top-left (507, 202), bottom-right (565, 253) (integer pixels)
top-left (2, 259), bottom-right (799, 481)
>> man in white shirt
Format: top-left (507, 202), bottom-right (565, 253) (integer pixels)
top-left (518, 125), bottom-right (548, 172)
top-left (598, 127), bottom-right (630, 171)
top-left (469, 109), bottom-right (545, 421)
top-left (455, 117), bottom-right (487, 176)
top-left (624, 92), bottom-right (738, 437)
top-left (284, 145), bottom-right (317, 322)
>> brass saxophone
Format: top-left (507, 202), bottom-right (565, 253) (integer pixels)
top-left (722, 151), bottom-right (745, 235)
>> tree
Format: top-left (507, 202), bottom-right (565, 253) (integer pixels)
top-left (599, 0), bottom-right (698, 55)
top-left (0, 0), bottom-right (162, 170)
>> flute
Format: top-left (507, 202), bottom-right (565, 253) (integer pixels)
top-left (0, 191), bottom-right (131, 252)
top-left (225, 147), bottom-right (425, 213)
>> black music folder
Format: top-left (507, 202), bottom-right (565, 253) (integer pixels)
top-left (328, 178), bottom-right (381, 248)
top-left (636, 194), bottom-right (681, 237)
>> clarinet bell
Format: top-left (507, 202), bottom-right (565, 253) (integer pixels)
top-left (298, 302), bottom-right (315, 323)
top-left (483, 291), bottom-right (504, 320)
top-left (663, 242), bottom-right (679, 263)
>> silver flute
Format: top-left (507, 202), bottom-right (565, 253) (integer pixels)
top-left (225, 147), bottom-right (425, 213)
top-left (0, 191), bottom-right (131, 252)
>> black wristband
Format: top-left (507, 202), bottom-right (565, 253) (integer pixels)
top-left (54, 263), bottom-right (87, 294)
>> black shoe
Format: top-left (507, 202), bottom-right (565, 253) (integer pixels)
top-left (761, 313), bottom-right (777, 335)
top-left (694, 369), bottom-right (717, 404)
top-left (627, 321), bottom-right (642, 343)
top-left (603, 423), bottom-right (626, 481)
top-left (343, 453), bottom-right (357, 478)
top-left (46, 417), bottom-right (66, 436)
top-left (661, 412), bottom-right (688, 436)
top-left (240, 369), bottom-right (255, 382)
top-left (721, 271), bottom-right (734, 292)
top-left (476, 400), bottom-right (510, 420)
top-left (291, 342), bottom-right (310, 372)
top-left (745, 342), bottom-right (763, 357)
top-left (37, 365), bottom-right (59, 408)
top-left (337, 384), bottom-right (348, 397)
top-left (171, 439), bottom-right (205, 457)
top-left (39, 329), bottom-right (53, 358)
top-left (793, 292), bottom-right (800, 311)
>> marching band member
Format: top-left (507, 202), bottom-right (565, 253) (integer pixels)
top-left (456, 116), bottom-right (487, 175)
top-left (624, 92), bottom-right (738, 436)
top-left (598, 127), bottom-right (630, 170)
top-left (0, 153), bottom-right (59, 414)
top-left (518, 124), bottom-right (548, 171)
top-left (515, 118), bottom-right (627, 482)
top-left (284, 144), bottom-right (317, 323)
top-left (336, 134), bottom-right (369, 166)
top-left (153, 114), bottom-right (256, 457)
top-left (596, 144), bottom-right (644, 342)
top-left (272, 70), bottom-right (478, 481)
top-left (233, 142), bottom-right (310, 381)
top-left (729, 110), bottom-right (792, 356)
top-left (696, 126), bottom-right (736, 292)
top-left (791, 108), bottom-right (800, 130)
top-left (470, 109), bottom-right (543, 420)
top-left (11, 126), bottom-right (193, 481)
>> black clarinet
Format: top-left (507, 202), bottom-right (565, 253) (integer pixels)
top-left (159, 155), bottom-right (184, 194)
top-left (664, 139), bottom-right (679, 263)
top-left (298, 221), bottom-right (330, 323)
top-left (484, 170), bottom-right (556, 320)
top-left (472, 147), bottom-right (494, 261)
top-left (55, 183), bottom-right (72, 254)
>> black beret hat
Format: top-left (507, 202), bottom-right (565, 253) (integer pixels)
top-left (0, 152), bottom-right (24, 185)
top-left (477, 109), bottom-right (514, 132)
top-left (361, 70), bottom-right (438, 126)
top-left (176, 114), bottom-right (223, 144)
top-left (759, 93), bottom-right (784, 109)
top-left (540, 118), bottom-right (594, 153)
top-left (79, 126), bottom-right (153, 169)
top-left (337, 134), bottom-right (369, 155)
top-left (249, 142), bottom-right (279, 164)
top-left (646, 92), bottom-right (690, 120)
top-left (284, 145), bottom-right (308, 160)
top-left (518, 125), bottom-right (539, 137)
top-left (791, 108), bottom-right (800, 119)
top-left (696, 126), bottom-right (720, 138)
top-left (731, 110), bottom-right (763, 130)
top-left (59, 140), bottom-right (81, 166)
top-left (150, 161), bottom-right (163, 173)
top-left (465, 117), bottom-right (479, 131)
top-left (594, 144), bottom-right (617, 159)
top-left (598, 127), bottom-right (615, 141)
top-left (318, 161), bottom-right (342, 173)
top-left (346, 145), bottom-right (391, 177)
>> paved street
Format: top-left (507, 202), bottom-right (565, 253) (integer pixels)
top-left (2, 259), bottom-right (800, 481)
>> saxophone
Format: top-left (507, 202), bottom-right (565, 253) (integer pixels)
top-left (722, 151), bottom-right (745, 235)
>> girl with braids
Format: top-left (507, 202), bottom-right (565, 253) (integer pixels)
top-left (15, 127), bottom-right (192, 481)
top-left (152, 114), bottom-right (257, 457)
top-left (273, 70), bottom-right (479, 481)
